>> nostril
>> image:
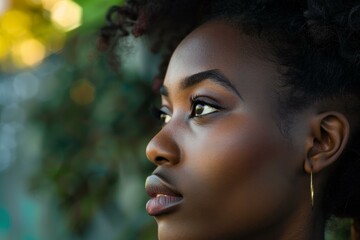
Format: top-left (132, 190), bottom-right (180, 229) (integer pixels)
top-left (145, 129), bottom-right (181, 166)
top-left (154, 156), bottom-right (169, 165)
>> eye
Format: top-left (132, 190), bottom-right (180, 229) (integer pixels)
top-left (150, 105), bottom-right (172, 124)
top-left (190, 100), bottom-right (219, 118)
top-left (160, 112), bottom-right (171, 124)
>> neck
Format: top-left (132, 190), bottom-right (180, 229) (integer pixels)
top-left (269, 176), bottom-right (327, 240)
top-left (274, 202), bottom-right (326, 240)
top-left (284, 208), bottom-right (325, 240)
top-left (241, 201), bottom-right (326, 240)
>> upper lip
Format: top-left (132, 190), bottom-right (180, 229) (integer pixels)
top-left (145, 174), bottom-right (182, 198)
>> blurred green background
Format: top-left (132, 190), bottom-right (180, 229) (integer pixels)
top-left (0, 0), bottom-right (353, 239)
top-left (0, 0), bottom-right (159, 239)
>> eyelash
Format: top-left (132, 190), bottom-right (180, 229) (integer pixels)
top-left (151, 96), bottom-right (222, 124)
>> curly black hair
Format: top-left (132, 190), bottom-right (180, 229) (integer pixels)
top-left (98, 0), bottom-right (360, 221)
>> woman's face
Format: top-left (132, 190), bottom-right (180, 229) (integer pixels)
top-left (146, 21), bottom-right (311, 239)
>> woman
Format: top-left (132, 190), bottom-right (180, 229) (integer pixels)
top-left (100, 0), bottom-right (360, 239)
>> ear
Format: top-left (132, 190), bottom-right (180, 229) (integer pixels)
top-left (304, 112), bottom-right (350, 174)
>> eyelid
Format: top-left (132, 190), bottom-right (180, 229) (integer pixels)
top-left (191, 95), bottom-right (221, 106)
top-left (191, 95), bottom-right (223, 108)
top-left (190, 96), bottom-right (223, 118)
top-left (151, 95), bottom-right (224, 125)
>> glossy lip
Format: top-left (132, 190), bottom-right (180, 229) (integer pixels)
top-left (145, 174), bottom-right (183, 216)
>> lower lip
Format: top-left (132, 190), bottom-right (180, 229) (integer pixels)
top-left (146, 195), bottom-right (183, 216)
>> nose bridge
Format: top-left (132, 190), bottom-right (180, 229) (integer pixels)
top-left (146, 124), bottom-right (181, 166)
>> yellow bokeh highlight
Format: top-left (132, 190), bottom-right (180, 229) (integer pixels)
top-left (50, 0), bottom-right (82, 32)
top-left (41, 0), bottom-right (60, 11)
top-left (0, 36), bottom-right (9, 59)
top-left (20, 38), bottom-right (46, 66)
top-left (70, 80), bottom-right (96, 105)
top-left (0, 10), bottom-right (31, 37)
top-left (12, 38), bottom-right (46, 67)
top-left (0, 0), bottom-right (83, 71)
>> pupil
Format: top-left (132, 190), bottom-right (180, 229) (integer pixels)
top-left (195, 104), bottom-right (204, 115)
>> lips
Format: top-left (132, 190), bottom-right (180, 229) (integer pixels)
top-left (145, 174), bottom-right (183, 216)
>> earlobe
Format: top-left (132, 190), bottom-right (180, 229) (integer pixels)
top-left (304, 112), bottom-right (350, 174)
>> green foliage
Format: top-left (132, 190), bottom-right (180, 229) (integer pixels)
top-left (25, 1), bottom-right (159, 238)
top-left (75, 0), bottom-right (124, 32)
top-left (326, 217), bottom-right (352, 240)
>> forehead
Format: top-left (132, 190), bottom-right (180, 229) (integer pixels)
top-left (164, 21), bottom-right (279, 103)
top-left (174, 22), bottom-right (259, 62)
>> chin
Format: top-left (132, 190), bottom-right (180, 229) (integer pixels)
top-left (157, 221), bottom-right (200, 240)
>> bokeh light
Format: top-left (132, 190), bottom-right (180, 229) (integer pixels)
top-left (0, 35), bottom-right (9, 59)
top-left (16, 38), bottom-right (46, 67)
top-left (50, 0), bottom-right (82, 32)
top-left (1, 10), bottom-right (31, 37)
top-left (0, 0), bottom-right (161, 239)
top-left (70, 79), bottom-right (96, 105)
top-left (0, 0), bottom-right (83, 72)
top-left (41, 0), bottom-right (60, 11)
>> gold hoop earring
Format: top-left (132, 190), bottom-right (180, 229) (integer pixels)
top-left (310, 170), bottom-right (314, 207)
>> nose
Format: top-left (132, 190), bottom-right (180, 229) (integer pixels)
top-left (146, 127), bottom-right (181, 166)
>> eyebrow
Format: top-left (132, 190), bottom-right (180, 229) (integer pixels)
top-left (160, 69), bottom-right (242, 99)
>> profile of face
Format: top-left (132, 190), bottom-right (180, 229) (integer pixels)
top-left (145, 21), bottom-right (320, 239)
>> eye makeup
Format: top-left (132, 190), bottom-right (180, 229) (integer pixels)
top-left (150, 93), bottom-right (226, 126)
top-left (189, 95), bottom-right (224, 119)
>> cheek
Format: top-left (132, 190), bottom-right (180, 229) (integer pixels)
top-left (181, 114), bottom-right (294, 228)
top-left (186, 115), bottom-right (284, 186)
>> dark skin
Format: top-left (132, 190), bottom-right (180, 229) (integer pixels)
top-left (146, 20), bottom-right (350, 240)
